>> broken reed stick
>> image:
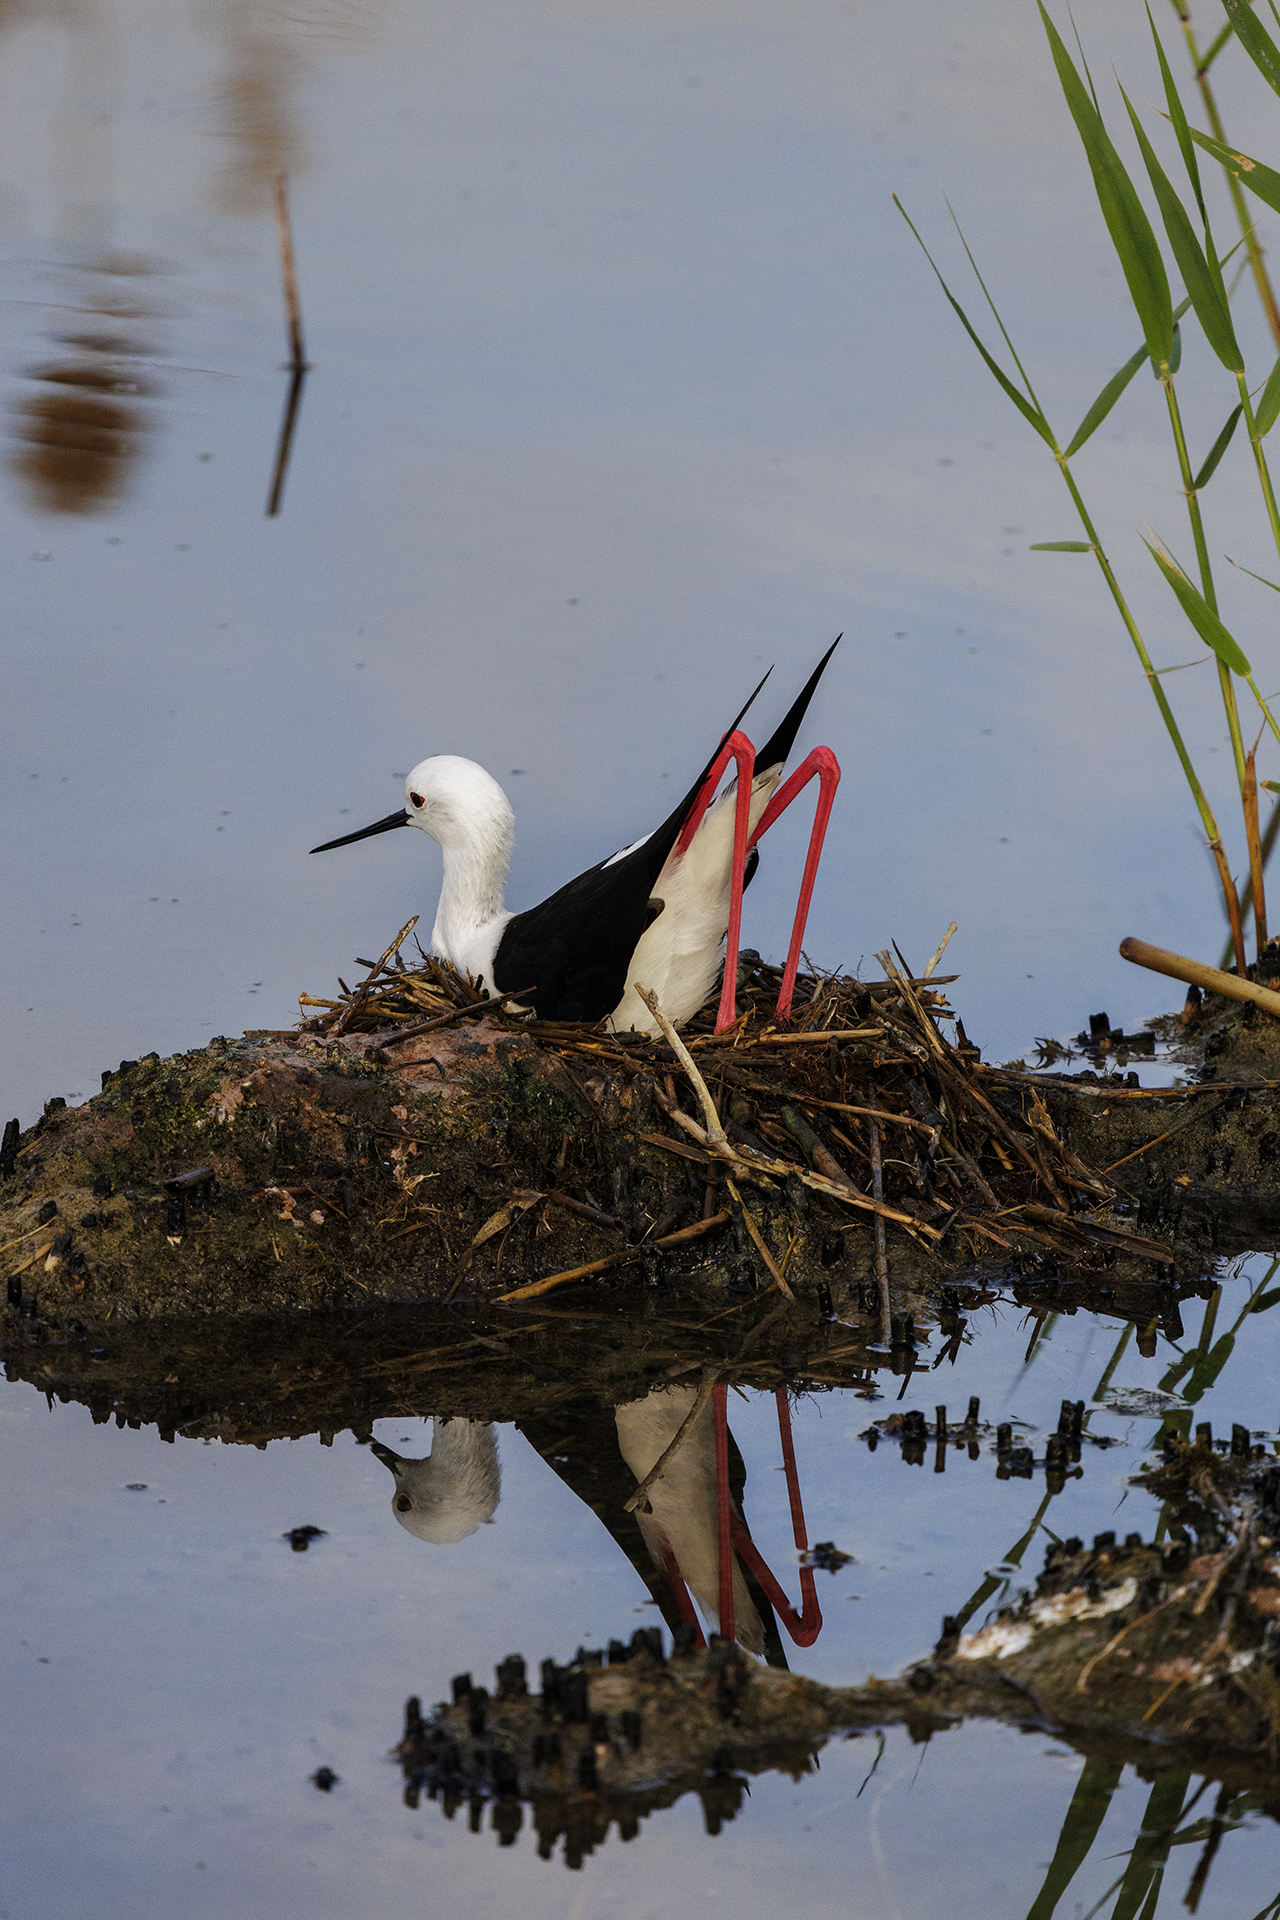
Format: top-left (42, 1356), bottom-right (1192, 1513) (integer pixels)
top-left (1222, 791), bottom-right (1280, 967)
top-left (265, 364), bottom-right (306, 518)
top-left (868, 1119), bottom-right (890, 1344)
top-left (726, 1178), bottom-right (796, 1301)
top-left (331, 917), bottom-right (419, 1035)
top-left (980, 1066), bottom-right (1278, 1100)
top-left (494, 1209), bottom-right (733, 1302)
top-left (623, 1369), bottom-right (721, 1512)
top-left (273, 175), bottom-right (308, 373)
top-left (375, 986), bottom-right (538, 1052)
top-left (796, 1097), bottom-right (933, 1134)
top-left (1100, 1109), bottom-right (1226, 1176)
top-left (687, 1026), bottom-right (885, 1050)
top-left (635, 984), bottom-right (728, 1146)
top-left (1119, 936), bottom-right (1280, 1018)
top-left (638, 1128), bottom-right (940, 1235)
top-left (1244, 744), bottom-right (1268, 958)
top-left (923, 922), bottom-right (958, 980)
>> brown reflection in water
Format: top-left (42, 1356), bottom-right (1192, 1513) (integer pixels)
top-left (207, 3), bottom-right (383, 212)
top-left (8, 259), bottom-right (162, 515)
top-left (209, 5), bottom-right (307, 214)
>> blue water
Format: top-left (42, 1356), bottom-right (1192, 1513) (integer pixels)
top-left (4, 1259), bottom-right (1277, 1916)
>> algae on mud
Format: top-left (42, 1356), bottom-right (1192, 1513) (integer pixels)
top-left (0, 956), bottom-right (1246, 1350)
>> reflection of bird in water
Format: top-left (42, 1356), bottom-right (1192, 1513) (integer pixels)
top-left (615, 1386), bottom-right (765, 1656)
top-left (311, 643), bottom-right (838, 1033)
top-left (369, 1419), bottom-right (500, 1544)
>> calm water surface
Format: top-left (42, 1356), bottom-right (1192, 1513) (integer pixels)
top-left (5, 0), bottom-right (1280, 1120)
top-left (5, 3), bottom-right (1280, 1913)
top-left (5, 1266), bottom-right (1280, 1916)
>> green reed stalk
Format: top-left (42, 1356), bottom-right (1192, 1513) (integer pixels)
top-left (1171, 0), bottom-right (1280, 347)
top-left (898, 193), bottom-right (1248, 965)
top-left (1161, 372), bottom-right (1249, 786)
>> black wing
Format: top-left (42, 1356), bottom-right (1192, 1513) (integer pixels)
top-left (492, 639), bottom-right (839, 1020)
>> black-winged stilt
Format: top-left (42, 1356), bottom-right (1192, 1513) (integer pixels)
top-left (311, 639), bottom-right (840, 1033)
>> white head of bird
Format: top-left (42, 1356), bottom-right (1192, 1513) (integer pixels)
top-left (401, 757), bottom-right (515, 977)
top-left (369, 1419), bottom-right (501, 1545)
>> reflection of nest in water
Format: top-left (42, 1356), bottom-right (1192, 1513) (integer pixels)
top-left (9, 359), bottom-right (156, 514)
top-left (298, 928), bottom-right (1176, 1282)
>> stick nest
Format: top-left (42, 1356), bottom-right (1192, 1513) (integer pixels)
top-left (298, 923), bottom-right (1171, 1286)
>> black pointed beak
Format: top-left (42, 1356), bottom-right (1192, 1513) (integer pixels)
top-left (368, 1439), bottom-right (403, 1475)
top-left (310, 809), bottom-right (409, 854)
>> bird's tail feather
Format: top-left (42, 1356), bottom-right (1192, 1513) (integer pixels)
top-left (750, 633), bottom-right (841, 775)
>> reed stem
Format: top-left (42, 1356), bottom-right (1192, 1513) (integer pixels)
top-left (1053, 452), bottom-right (1246, 964)
top-left (1172, 3), bottom-right (1280, 348)
top-left (1162, 376), bottom-right (1247, 790)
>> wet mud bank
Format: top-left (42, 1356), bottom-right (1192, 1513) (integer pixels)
top-left (2, 960), bottom-right (1265, 1348)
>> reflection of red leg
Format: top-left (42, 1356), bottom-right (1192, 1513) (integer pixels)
top-left (658, 1542), bottom-right (706, 1647)
top-left (712, 1385), bottom-right (823, 1650)
top-left (713, 1382), bottom-right (735, 1641)
top-left (746, 746), bottom-right (841, 1023)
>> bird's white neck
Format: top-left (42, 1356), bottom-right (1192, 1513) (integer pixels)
top-left (410, 756), bottom-right (515, 976)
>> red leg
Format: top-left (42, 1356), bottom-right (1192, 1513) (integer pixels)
top-left (745, 746), bottom-right (841, 1023)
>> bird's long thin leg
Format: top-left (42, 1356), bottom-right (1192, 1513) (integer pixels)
top-left (745, 745), bottom-right (841, 1022)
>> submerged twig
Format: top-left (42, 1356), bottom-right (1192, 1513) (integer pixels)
top-left (266, 175), bottom-right (310, 518)
top-left (623, 1368), bottom-right (721, 1512)
top-left (273, 175), bottom-right (308, 374)
top-left (868, 1118), bottom-right (890, 1343)
top-left (726, 1178), bottom-right (796, 1301)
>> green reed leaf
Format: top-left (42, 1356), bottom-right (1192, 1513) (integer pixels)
top-left (1193, 404), bottom-right (1243, 488)
top-left (1146, 540), bottom-right (1252, 673)
top-left (1228, 554), bottom-right (1280, 592)
top-left (895, 198), bottom-right (1055, 447)
top-left (1123, 89), bottom-right (1242, 371)
top-left (1256, 354), bottom-right (1280, 437)
top-left (1040, 5), bottom-right (1173, 364)
top-left (1029, 540), bottom-right (1094, 551)
top-left (1064, 294), bottom-right (1194, 456)
top-left (1149, 5), bottom-right (1206, 220)
top-left (1222, 0), bottom-right (1280, 97)
top-left (1065, 343), bottom-right (1148, 455)
top-left (1188, 127), bottom-right (1280, 220)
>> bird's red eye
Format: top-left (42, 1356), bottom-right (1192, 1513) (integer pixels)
top-left (409, 792), bottom-right (425, 809)
top-left (396, 1494), bottom-right (413, 1512)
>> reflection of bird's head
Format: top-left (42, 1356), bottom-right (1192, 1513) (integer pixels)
top-left (370, 1419), bottom-right (501, 1544)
